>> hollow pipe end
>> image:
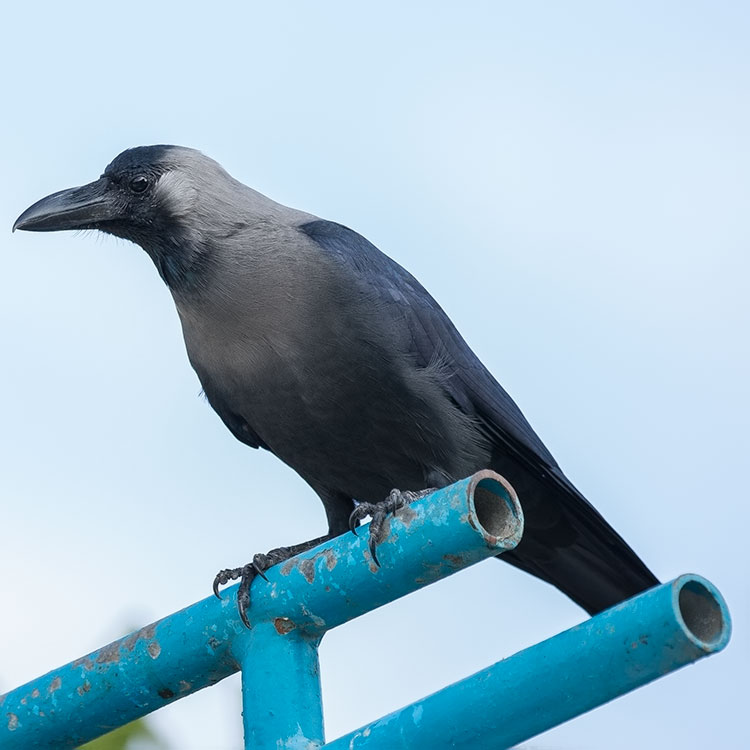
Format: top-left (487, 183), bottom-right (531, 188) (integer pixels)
top-left (466, 470), bottom-right (524, 551)
top-left (671, 574), bottom-right (731, 653)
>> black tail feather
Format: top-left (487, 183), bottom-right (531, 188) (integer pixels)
top-left (496, 466), bottom-right (659, 615)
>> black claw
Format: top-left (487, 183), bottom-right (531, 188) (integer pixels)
top-left (213, 567), bottom-right (241, 599)
top-left (214, 537), bottom-right (333, 628)
top-left (348, 506), bottom-right (364, 535)
top-left (350, 488), bottom-right (435, 570)
top-left (236, 564), bottom-right (255, 628)
top-left (369, 535), bottom-right (381, 567)
top-left (253, 562), bottom-right (269, 582)
top-left (238, 596), bottom-right (251, 628)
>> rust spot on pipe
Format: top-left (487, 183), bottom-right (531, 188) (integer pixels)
top-left (291, 547), bottom-right (339, 583)
top-left (281, 548), bottom-right (338, 583)
top-left (80, 622), bottom-right (163, 668)
top-left (148, 641), bottom-right (162, 659)
top-left (299, 558), bottom-right (315, 583)
top-left (274, 617), bottom-right (296, 635)
top-left (280, 559), bottom-right (295, 576)
top-left (73, 656), bottom-right (94, 671)
top-left (443, 553), bottom-right (464, 567)
top-left (158, 687), bottom-right (174, 700)
top-left (324, 548), bottom-right (337, 571)
top-left (19, 698), bottom-right (26, 705)
top-left (396, 503), bottom-right (418, 526)
top-left (363, 546), bottom-right (379, 573)
top-left (95, 642), bottom-right (121, 665)
top-left (76, 681), bottom-right (91, 696)
top-left (416, 561), bottom-right (445, 585)
top-left (31, 689), bottom-right (39, 699)
top-left (124, 622), bottom-right (157, 652)
top-left (48, 677), bottom-right (62, 694)
top-left (7, 713), bottom-right (18, 731)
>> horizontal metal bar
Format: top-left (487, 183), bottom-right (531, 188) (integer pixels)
top-left (0, 471), bottom-right (522, 748)
top-left (248, 471), bottom-right (522, 632)
top-left (323, 574), bottom-right (731, 750)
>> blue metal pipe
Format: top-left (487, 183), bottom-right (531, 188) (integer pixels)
top-left (237, 623), bottom-right (324, 749)
top-left (323, 574), bottom-right (731, 750)
top-left (0, 471), bottom-right (521, 748)
top-left (247, 471), bottom-right (522, 633)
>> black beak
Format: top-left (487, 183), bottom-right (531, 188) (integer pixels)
top-left (13, 178), bottom-right (116, 232)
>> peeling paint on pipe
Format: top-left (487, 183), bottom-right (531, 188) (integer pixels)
top-left (0, 471), bottom-right (521, 749)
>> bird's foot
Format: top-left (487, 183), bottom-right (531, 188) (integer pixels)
top-left (213, 536), bottom-right (328, 627)
top-left (348, 487), bottom-right (436, 566)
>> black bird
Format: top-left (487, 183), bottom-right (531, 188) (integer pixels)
top-left (14, 146), bottom-right (659, 624)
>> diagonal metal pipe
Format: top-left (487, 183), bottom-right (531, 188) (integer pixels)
top-left (323, 573), bottom-right (731, 750)
top-left (0, 471), bottom-right (522, 749)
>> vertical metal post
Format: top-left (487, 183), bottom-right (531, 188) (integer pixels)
top-left (234, 621), bottom-right (324, 750)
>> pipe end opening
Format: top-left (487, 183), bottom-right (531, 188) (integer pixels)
top-left (471, 475), bottom-right (522, 545)
top-left (678, 579), bottom-right (727, 648)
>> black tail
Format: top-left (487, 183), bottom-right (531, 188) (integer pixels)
top-left (497, 467), bottom-right (659, 615)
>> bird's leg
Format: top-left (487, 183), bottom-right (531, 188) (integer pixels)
top-left (348, 487), bottom-right (436, 566)
top-left (213, 534), bottom-right (331, 627)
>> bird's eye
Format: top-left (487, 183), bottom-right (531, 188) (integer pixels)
top-left (129, 176), bottom-right (149, 193)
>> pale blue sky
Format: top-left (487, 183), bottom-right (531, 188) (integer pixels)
top-left (1, 2), bottom-right (747, 748)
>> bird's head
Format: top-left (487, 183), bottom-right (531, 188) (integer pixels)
top-left (13, 145), bottom-right (233, 290)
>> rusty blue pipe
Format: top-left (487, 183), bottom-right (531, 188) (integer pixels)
top-left (324, 574), bottom-right (731, 750)
top-left (0, 471), bottom-right (522, 749)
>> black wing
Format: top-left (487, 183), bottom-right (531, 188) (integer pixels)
top-left (299, 219), bottom-right (564, 479)
top-left (300, 220), bottom-right (659, 614)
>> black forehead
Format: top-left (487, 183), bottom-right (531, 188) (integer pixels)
top-left (104, 145), bottom-right (179, 176)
